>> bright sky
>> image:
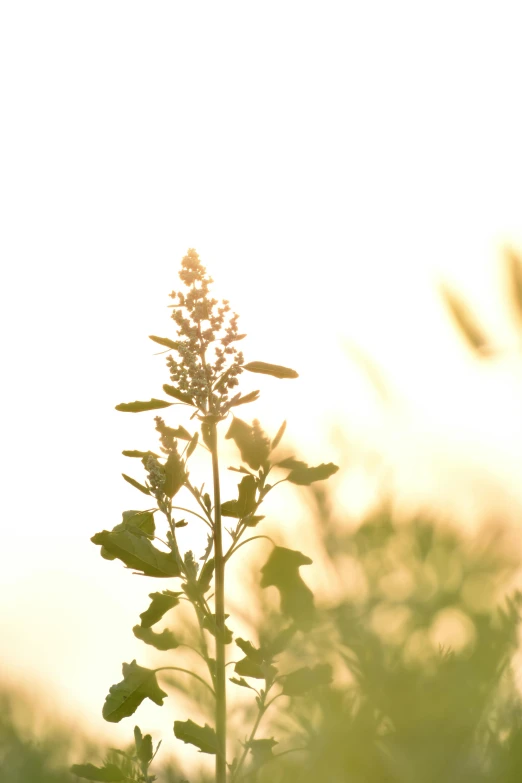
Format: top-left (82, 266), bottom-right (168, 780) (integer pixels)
top-left (2, 0), bottom-right (522, 759)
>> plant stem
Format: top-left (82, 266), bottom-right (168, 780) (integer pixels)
top-left (211, 419), bottom-right (227, 782)
top-left (231, 692), bottom-right (268, 782)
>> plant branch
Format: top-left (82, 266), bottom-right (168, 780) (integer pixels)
top-left (155, 667), bottom-right (215, 698)
top-left (171, 503), bottom-right (213, 529)
top-left (224, 535), bottom-right (276, 563)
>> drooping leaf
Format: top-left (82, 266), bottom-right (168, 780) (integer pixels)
top-left (286, 462), bottom-right (339, 485)
top-left (133, 625), bottom-right (179, 650)
top-left (260, 547), bottom-right (315, 630)
top-left (115, 399), bottom-right (173, 413)
top-left (225, 417), bottom-right (270, 471)
top-left (102, 660), bottom-right (167, 723)
top-left (440, 284), bottom-right (493, 356)
top-left (173, 720), bottom-right (218, 755)
top-left (162, 384), bottom-right (194, 405)
top-left (140, 590), bottom-right (182, 628)
top-left (122, 474), bottom-right (151, 496)
top-left (91, 529), bottom-right (180, 578)
top-left (221, 475), bottom-right (257, 518)
top-left (243, 361), bottom-right (299, 379)
top-left (198, 558), bottom-right (215, 594)
top-left (186, 431), bottom-right (199, 457)
top-left (506, 247), bottom-right (522, 328)
top-left (149, 335), bottom-right (180, 351)
top-left (246, 738), bottom-right (278, 766)
top-left (271, 420), bottom-right (286, 450)
top-left (134, 726), bottom-right (154, 767)
top-left (281, 663), bottom-right (333, 695)
top-left (70, 763), bottom-right (125, 781)
top-left (201, 421), bottom-right (212, 449)
top-left (227, 390), bottom-right (260, 408)
top-left (163, 452), bottom-right (186, 498)
top-left (202, 613), bottom-right (233, 644)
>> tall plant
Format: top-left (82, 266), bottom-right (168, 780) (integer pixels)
top-left (72, 250), bottom-right (338, 783)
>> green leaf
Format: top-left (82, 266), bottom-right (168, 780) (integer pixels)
top-left (173, 719), bottom-right (218, 754)
top-left (271, 420), bottom-right (286, 450)
top-left (229, 676), bottom-right (256, 690)
top-left (149, 335), bottom-right (180, 350)
top-left (140, 590), bottom-right (182, 628)
top-left (133, 625), bottom-right (179, 650)
top-left (115, 399), bottom-right (173, 413)
top-left (163, 452), bottom-right (186, 498)
top-left (102, 660), bottom-right (167, 723)
top-left (267, 625), bottom-right (297, 656)
top-left (286, 462), bottom-right (339, 485)
top-left (440, 284), bottom-right (493, 356)
top-left (228, 390), bottom-right (260, 408)
top-left (221, 475), bottom-right (257, 518)
top-left (276, 457), bottom-right (305, 470)
top-left (281, 663), bottom-right (333, 695)
top-left (186, 431), bottom-right (199, 457)
top-left (70, 763), bottom-right (125, 781)
top-left (260, 547), bottom-right (315, 630)
top-left (198, 558), bottom-right (215, 594)
top-left (225, 417), bottom-right (270, 471)
top-left (100, 511), bottom-right (156, 560)
top-left (243, 514), bottom-right (265, 528)
top-left (119, 510), bottom-right (155, 537)
top-left (202, 613), bottom-right (233, 644)
top-left (170, 425), bottom-right (193, 441)
top-left (243, 361), bottom-right (299, 379)
top-left (122, 474), bottom-right (151, 496)
top-left (234, 657), bottom-right (265, 679)
top-left (134, 726), bottom-right (154, 768)
top-left (162, 384), bottom-right (194, 405)
top-left (246, 738), bottom-right (278, 766)
top-left (235, 638), bottom-right (264, 664)
top-left (201, 422), bottom-right (212, 449)
top-left (233, 638), bottom-right (274, 679)
top-left (122, 450), bottom-right (159, 458)
top-left (91, 529), bottom-right (180, 578)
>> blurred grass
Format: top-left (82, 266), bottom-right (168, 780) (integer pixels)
top-left (3, 493), bottom-right (522, 782)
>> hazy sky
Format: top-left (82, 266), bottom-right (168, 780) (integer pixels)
top-left (2, 0), bottom-right (522, 754)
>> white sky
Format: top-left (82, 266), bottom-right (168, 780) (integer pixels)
top-left (2, 0), bottom-right (522, 760)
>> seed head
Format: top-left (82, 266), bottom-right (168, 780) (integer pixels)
top-left (167, 249), bottom-right (244, 415)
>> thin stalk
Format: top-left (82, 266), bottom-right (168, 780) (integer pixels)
top-left (211, 419), bottom-right (227, 782)
top-left (155, 666), bottom-right (215, 698)
top-left (231, 691), bottom-right (268, 782)
top-left (224, 535), bottom-right (276, 563)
